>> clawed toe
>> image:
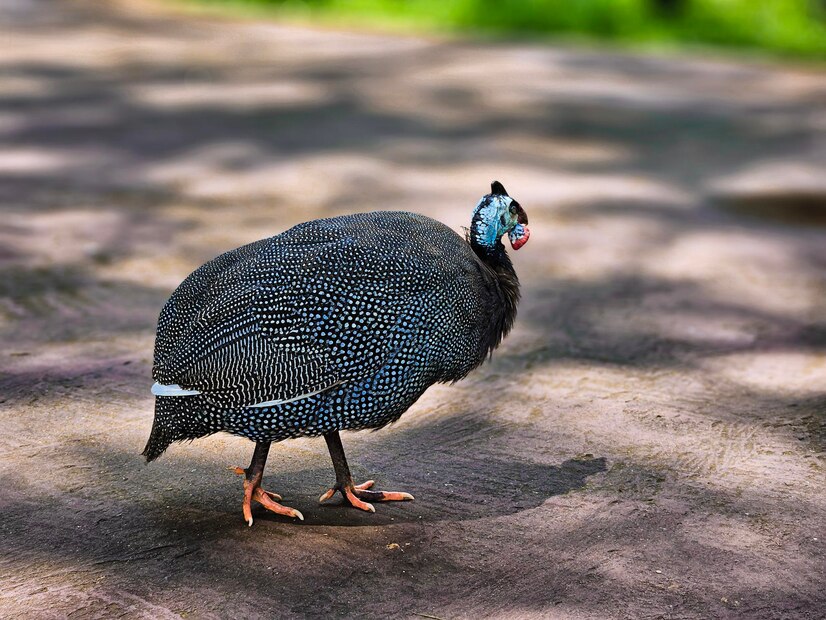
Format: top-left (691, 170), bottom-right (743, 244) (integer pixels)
top-left (343, 485), bottom-right (376, 512)
top-left (251, 486), bottom-right (303, 523)
top-left (234, 464), bottom-right (302, 525)
top-left (320, 433), bottom-right (414, 513)
top-left (319, 479), bottom-right (414, 513)
top-left (355, 488), bottom-right (414, 502)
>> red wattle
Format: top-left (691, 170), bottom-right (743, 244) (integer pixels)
top-left (510, 225), bottom-right (530, 250)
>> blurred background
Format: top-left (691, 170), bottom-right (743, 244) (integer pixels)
top-left (1, 0), bottom-right (824, 618)
top-left (195, 0), bottom-right (826, 57)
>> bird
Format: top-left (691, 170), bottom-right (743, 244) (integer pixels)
top-left (144, 181), bottom-right (530, 525)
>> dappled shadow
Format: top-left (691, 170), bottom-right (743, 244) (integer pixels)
top-left (0, 431), bottom-right (821, 618)
top-left (51, 411), bottom-right (609, 527)
top-left (0, 404), bottom-right (610, 616)
top-left (0, 262), bottom-right (167, 347)
top-left (507, 273), bottom-right (826, 370)
top-left (1, 1), bottom-right (825, 618)
top-left (714, 188), bottom-right (826, 226)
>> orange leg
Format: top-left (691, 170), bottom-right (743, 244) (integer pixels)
top-left (318, 432), bottom-right (414, 513)
top-left (233, 441), bottom-right (303, 526)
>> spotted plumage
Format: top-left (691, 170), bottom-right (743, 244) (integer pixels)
top-left (143, 182), bottom-right (529, 523)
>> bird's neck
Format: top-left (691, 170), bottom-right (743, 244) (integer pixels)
top-left (471, 239), bottom-right (520, 357)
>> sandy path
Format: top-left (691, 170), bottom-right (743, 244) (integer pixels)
top-left (1, 1), bottom-right (824, 618)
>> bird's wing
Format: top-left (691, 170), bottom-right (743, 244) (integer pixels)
top-left (153, 277), bottom-right (342, 408)
top-left (152, 238), bottom-right (269, 367)
top-left (153, 226), bottom-right (436, 408)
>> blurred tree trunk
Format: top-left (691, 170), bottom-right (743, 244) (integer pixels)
top-left (652, 0), bottom-right (685, 17)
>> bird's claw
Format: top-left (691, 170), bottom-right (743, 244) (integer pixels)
top-left (318, 479), bottom-right (414, 513)
top-left (233, 466), bottom-right (302, 525)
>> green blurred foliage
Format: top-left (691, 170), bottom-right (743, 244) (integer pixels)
top-left (194, 0), bottom-right (826, 57)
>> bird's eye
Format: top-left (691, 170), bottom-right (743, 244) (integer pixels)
top-left (509, 201), bottom-right (520, 214)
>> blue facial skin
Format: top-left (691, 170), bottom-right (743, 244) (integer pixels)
top-left (508, 223), bottom-right (527, 246)
top-left (472, 195), bottom-right (520, 248)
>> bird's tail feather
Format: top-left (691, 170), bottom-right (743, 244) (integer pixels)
top-left (143, 394), bottom-right (221, 461)
top-left (142, 417), bottom-right (172, 462)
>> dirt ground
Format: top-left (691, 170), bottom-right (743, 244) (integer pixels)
top-left (1, 1), bottom-right (824, 618)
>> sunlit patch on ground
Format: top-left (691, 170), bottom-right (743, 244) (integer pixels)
top-left (0, 1), bottom-right (824, 618)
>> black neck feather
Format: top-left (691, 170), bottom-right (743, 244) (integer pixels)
top-left (470, 239), bottom-right (520, 358)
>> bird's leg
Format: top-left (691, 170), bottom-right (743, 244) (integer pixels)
top-left (318, 431), bottom-right (414, 513)
top-left (232, 441), bottom-right (303, 525)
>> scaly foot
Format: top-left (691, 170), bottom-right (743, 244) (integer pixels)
top-left (318, 479), bottom-right (414, 513)
top-left (232, 466), bottom-right (304, 525)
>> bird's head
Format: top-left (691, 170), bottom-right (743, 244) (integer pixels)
top-left (470, 181), bottom-right (530, 251)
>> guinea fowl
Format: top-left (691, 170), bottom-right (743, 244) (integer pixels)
top-left (144, 181), bottom-right (529, 525)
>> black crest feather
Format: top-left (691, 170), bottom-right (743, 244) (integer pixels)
top-left (490, 181), bottom-right (508, 196)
